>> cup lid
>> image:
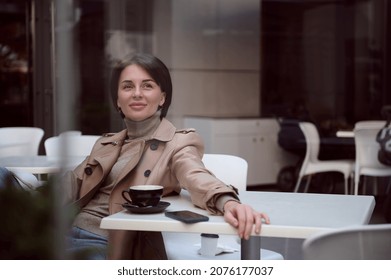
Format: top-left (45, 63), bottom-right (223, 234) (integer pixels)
top-left (201, 233), bottom-right (219, 238)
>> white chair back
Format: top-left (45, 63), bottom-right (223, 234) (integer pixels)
top-left (302, 224), bottom-right (391, 259)
top-left (44, 135), bottom-right (100, 157)
top-left (0, 127), bottom-right (44, 157)
top-left (354, 121), bottom-right (386, 169)
top-left (59, 130), bottom-right (82, 137)
top-left (353, 120), bottom-right (391, 195)
top-left (294, 122), bottom-right (354, 194)
top-left (202, 154), bottom-right (248, 191)
top-left (299, 122), bottom-right (321, 164)
top-left (354, 120), bottom-right (386, 130)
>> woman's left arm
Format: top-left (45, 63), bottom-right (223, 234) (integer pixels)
top-left (170, 130), bottom-right (270, 238)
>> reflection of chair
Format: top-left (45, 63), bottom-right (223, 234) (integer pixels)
top-left (353, 121), bottom-right (391, 195)
top-left (0, 127), bottom-right (44, 157)
top-left (302, 224), bottom-right (391, 259)
top-left (294, 122), bottom-right (354, 194)
top-left (162, 153), bottom-right (284, 260)
top-left (44, 135), bottom-right (100, 157)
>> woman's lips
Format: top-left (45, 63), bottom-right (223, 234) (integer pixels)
top-left (129, 103), bottom-right (146, 110)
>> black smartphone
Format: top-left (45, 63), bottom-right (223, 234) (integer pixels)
top-left (165, 210), bottom-right (209, 224)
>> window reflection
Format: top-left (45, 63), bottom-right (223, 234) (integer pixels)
top-left (261, 0), bottom-right (390, 136)
top-left (0, 0), bottom-right (31, 126)
top-left (0, 0), bottom-right (389, 135)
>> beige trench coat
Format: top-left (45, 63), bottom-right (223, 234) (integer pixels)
top-left (64, 118), bottom-right (239, 259)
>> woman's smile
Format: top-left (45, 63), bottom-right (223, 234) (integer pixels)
top-left (129, 102), bottom-right (147, 110)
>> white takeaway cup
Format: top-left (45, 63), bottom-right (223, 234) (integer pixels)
top-left (200, 233), bottom-right (219, 256)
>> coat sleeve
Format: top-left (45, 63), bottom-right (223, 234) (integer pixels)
top-left (169, 131), bottom-right (239, 214)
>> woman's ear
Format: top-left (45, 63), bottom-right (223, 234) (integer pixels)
top-left (117, 98), bottom-right (125, 118)
top-left (117, 107), bottom-right (125, 118)
top-left (159, 92), bottom-right (166, 106)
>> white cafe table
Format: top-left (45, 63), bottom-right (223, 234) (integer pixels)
top-left (0, 155), bottom-right (85, 175)
top-left (100, 190), bottom-right (375, 260)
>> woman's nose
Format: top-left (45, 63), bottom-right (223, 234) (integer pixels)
top-left (132, 87), bottom-right (142, 97)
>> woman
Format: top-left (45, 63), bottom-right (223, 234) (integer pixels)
top-left (64, 53), bottom-right (270, 259)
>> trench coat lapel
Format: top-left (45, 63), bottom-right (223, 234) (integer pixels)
top-left (112, 140), bottom-right (146, 186)
top-left (78, 130), bottom-right (126, 198)
top-left (111, 119), bottom-right (176, 186)
top-left (77, 119), bottom-right (177, 208)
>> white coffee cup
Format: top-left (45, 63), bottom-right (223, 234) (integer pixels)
top-left (200, 233), bottom-right (219, 256)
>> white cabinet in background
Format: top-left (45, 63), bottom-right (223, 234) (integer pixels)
top-left (184, 117), bottom-right (299, 186)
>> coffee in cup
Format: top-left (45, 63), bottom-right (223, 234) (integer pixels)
top-left (121, 185), bottom-right (163, 207)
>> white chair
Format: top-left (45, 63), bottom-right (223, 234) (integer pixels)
top-left (162, 153), bottom-right (284, 260)
top-left (44, 134), bottom-right (100, 171)
top-left (202, 154), bottom-right (247, 191)
top-left (44, 134), bottom-right (100, 157)
top-left (354, 120), bottom-right (386, 130)
top-left (0, 127), bottom-right (44, 157)
top-left (302, 224), bottom-right (391, 259)
top-left (59, 130), bottom-right (82, 137)
top-left (353, 121), bottom-right (391, 195)
top-left (294, 122), bottom-right (354, 194)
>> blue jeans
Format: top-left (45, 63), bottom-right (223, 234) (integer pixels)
top-left (66, 227), bottom-right (108, 260)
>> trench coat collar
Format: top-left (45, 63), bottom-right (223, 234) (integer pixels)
top-left (150, 118), bottom-right (177, 142)
top-left (100, 118), bottom-right (176, 145)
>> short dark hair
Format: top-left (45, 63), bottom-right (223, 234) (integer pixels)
top-left (110, 53), bottom-right (172, 119)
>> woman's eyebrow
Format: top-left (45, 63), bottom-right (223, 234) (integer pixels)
top-left (120, 79), bottom-right (155, 83)
top-left (120, 80), bottom-right (133, 84)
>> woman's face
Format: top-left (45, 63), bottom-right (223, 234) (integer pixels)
top-left (117, 64), bottom-right (166, 121)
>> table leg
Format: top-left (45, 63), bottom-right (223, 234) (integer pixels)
top-left (240, 236), bottom-right (260, 260)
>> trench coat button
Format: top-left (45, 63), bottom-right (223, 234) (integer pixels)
top-left (144, 169), bottom-right (151, 177)
top-left (84, 167), bottom-right (93, 175)
top-left (150, 142), bottom-right (158, 150)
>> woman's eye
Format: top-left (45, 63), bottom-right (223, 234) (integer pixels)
top-left (142, 83), bottom-right (153, 89)
top-left (123, 84), bottom-right (133, 90)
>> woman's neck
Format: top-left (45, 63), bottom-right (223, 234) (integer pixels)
top-left (124, 112), bottom-right (161, 140)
